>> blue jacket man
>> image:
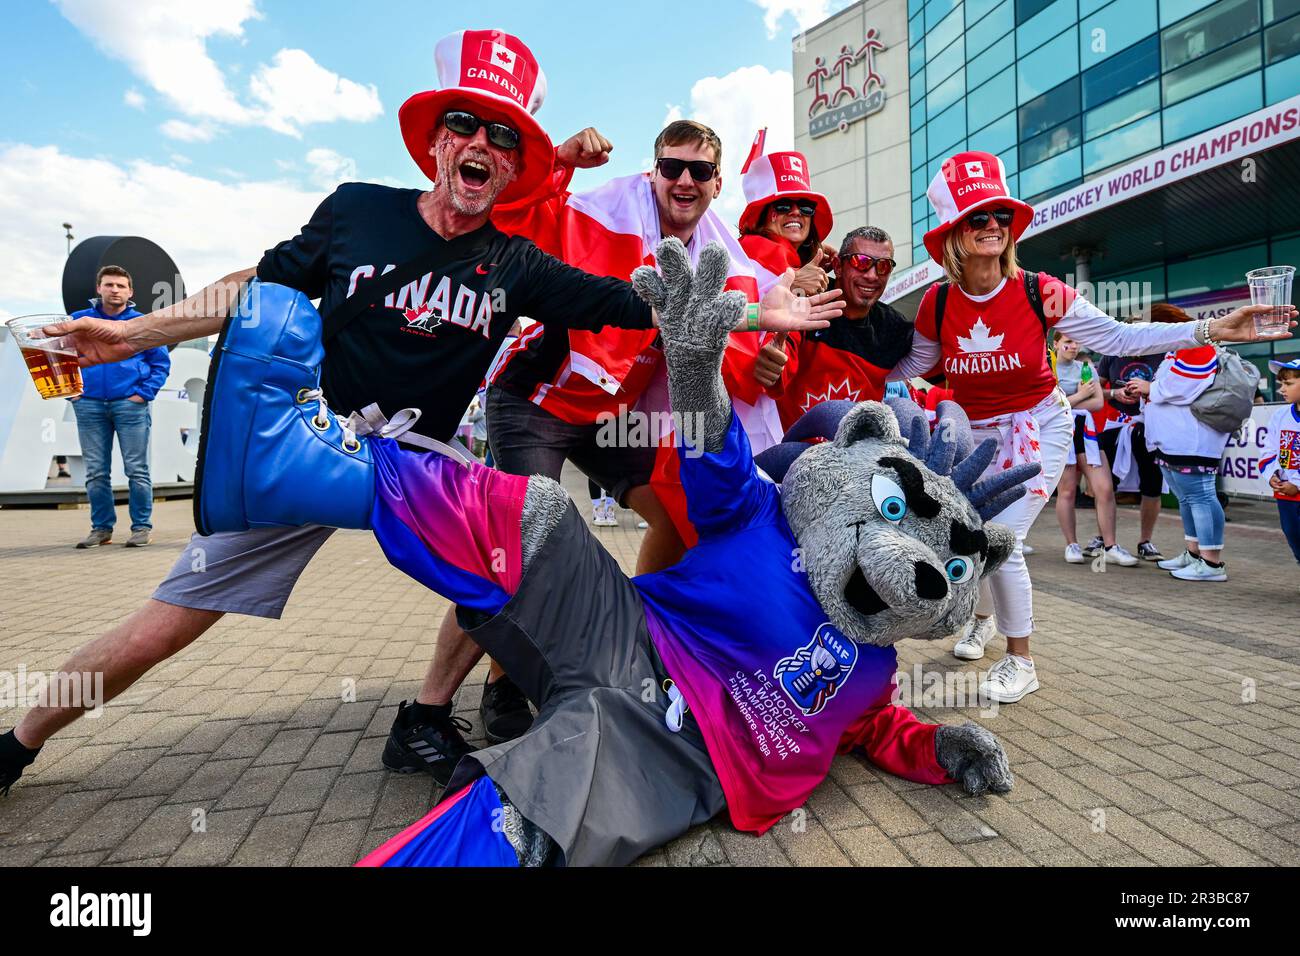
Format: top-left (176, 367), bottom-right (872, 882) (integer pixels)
top-left (70, 266), bottom-right (171, 548)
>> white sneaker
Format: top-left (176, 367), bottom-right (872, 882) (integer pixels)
top-left (953, 616), bottom-right (996, 661)
top-left (1021, 543), bottom-right (1035, 555)
top-left (1157, 549), bottom-right (1197, 571)
top-left (1170, 557), bottom-right (1227, 582)
top-left (1064, 543), bottom-right (1085, 564)
top-left (1104, 544), bottom-right (1138, 567)
top-left (636, 519), bottom-right (648, 530)
top-left (1082, 535), bottom-right (1104, 557)
top-left (980, 656), bottom-right (1040, 703)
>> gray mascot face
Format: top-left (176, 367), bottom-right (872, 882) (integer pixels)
top-left (781, 403), bottom-right (1016, 647)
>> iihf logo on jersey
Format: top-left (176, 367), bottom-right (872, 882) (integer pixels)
top-left (774, 623), bottom-right (858, 716)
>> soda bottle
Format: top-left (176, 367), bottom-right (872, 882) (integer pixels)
top-left (1080, 362), bottom-right (1093, 384)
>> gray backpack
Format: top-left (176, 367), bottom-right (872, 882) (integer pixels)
top-left (1190, 347), bottom-right (1257, 435)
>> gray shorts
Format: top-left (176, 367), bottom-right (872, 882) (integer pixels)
top-left (485, 385), bottom-right (656, 507)
top-left (153, 525), bottom-right (337, 619)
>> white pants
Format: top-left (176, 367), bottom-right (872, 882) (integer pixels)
top-left (970, 390), bottom-right (1075, 639)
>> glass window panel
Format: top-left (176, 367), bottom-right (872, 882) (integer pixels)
top-left (1265, 49), bottom-right (1300, 102)
top-left (1168, 243), bottom-right (1267, 298)
top-left (1091, 264), bottom-right (1166, 316)
top-left (972, 109), bottom-right (1019, 154)
top-left (1160, 0), bottom-right (1222, 27)
top-left (910, 11), bottom-right (926, 47)
top-left (969, 33), bottom-right (1016, 87)
top-left (1082, 112), bottom-right (1163, 171)
top-left (1016, 0), bottom-right (1059, 24)
top-left (928, 101), bottom-right (969, 158)
top-left (999, 143), bottom-right (1020, 175)
top-left (928, 70), bottom-right (966, 118)
top-left (930, 5), bottom-right (966, 52)
top-left (1265, 15), bottom-right (1300, 62)
top-left (911, 0), bottom-right (927, 18)
top-left (1084, 80), bottom-right (1160, 137)
top-left (967, 0), bottom-right (1004, 21)
top-left (1081, 0), bottom-right (1113, 14)
top-left (1162, 0), bottom-right (1260, 70)
top-left (1019, 0), bottom-right (1079, 53)
top-left (1020, 146), bottom-right (1083, 196)
top-left (968, 69), bottom-right (1017, 129)
top-left (912, 98), bottom-right (928, 132)
top-left (928, 156), bottom-right (949, 180)
top-left (1019, 77), bottom-right (1082, 137)
top-left (1265, 0), bottom-right (1300, 23)
top-left (913, 219), bottom-right (929, 251)
top-left (1162, 34), bottom-right (1262, 105)
top-left (1083, 35), bottom-right (1160, 107)
top-left (928, 36), bottom-right (966, 86)
top-left (911, 37), bottom-right (927, 76)
top-left (1163, 71), bottom-right (1263, 139)
top-left (914, 194), bottom-right (932, 221)
top-left (968, 0), bottom-right (1015, 54)
top-left (1080, 0), bottom-right (1159, 72)
top-left (927, 0), bottom-right (963, 30)
top-left (1021, 116), bottom-right (1083, 166)
top-left (1018, 27), bottom-right (1081, 102)
top-left (912, 68), bottom-right (927, 102)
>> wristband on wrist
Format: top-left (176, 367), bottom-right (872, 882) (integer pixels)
top-left (746, 303), bottom-right (761, 331)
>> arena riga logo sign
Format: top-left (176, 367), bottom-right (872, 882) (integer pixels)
top-left (807, 29), bottom-right (887, 139)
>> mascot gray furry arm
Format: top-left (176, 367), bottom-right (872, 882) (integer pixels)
top-left (630, 238), bottom-right (1031, 795)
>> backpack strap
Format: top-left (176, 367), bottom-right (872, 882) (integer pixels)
top-left (934, 282), bottom-right (950, 343)
top-left (1022, 270), bottom-right (1049, 339)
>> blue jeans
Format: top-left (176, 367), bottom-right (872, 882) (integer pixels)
top-left (73, 398), bottom-right (153, 531)
top-left (1160, 467), bottom-right (1224, 551)
top-left (1279, 500), bottom-right (1300, 565)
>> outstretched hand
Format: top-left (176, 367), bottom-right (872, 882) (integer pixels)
top-left (41, 317), bottom-right (135, 367)
top-left (758, 267), bottom-right (843, 333)
top-left (1209, 304), bottom-right (1296, 343)
top-left (557, 127), bottom-right (613, 169)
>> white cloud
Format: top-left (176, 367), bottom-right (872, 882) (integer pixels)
top-left (54, 0), bottom-right (382, 138)
top-left (123, 88), bottom-right (145, 109)
top-left (168, 153), bottom-right (192, 166)
top-left (304, 147), bottom-right (357, 190)
top-left (0, 143), bottom-right (324, 317)
top-left (750, 0), bottom-right (838, 37)
top-left (661, 65), bottom-right (795, 224)
top-left (160, 119), bottom-right (218, 142)
top-left (250, 50), bottom-right (383, 138)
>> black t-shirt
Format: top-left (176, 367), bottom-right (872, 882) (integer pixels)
top-left (256, 183), bottom-right (652, 441)
top-left (804, 299), bottom-right (914, 368)
top-left (1096, 352), bottom-right (1165, 416)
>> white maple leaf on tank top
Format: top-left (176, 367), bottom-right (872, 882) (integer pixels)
top-left (956, 317), bottom-right (1004, 354)
top-left (800, 378), bottom-right (862, 412)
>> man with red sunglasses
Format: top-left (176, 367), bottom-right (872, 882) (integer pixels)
top-left (773, 226), bottom-right (920, 429)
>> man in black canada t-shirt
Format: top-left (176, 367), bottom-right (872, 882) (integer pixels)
top-left (3, 30), bottom-right (838, 796)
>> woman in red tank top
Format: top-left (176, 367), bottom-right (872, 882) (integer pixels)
top-left (890, 150), bottom-right (1295, 704)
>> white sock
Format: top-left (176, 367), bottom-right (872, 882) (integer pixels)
top-left (1011, 654), bottom-right (1034, 669)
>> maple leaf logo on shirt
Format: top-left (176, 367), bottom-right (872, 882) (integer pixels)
top-left (403, 304), bottom-right (445, 332)
top-left (956, 317), bottom-right (1004, 354)
top-left (800, 378), bottom-right (861, 412)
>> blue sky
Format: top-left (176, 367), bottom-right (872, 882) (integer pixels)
top-left (0, 0), bottom-right (852, 316)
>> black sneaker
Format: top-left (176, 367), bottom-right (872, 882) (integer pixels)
top-left (1136, 541), bottom-right (1164, 562)
top-left (382, 701), bottom-right (474, 786)
top-left (1, 730), bottom-right (40, 797)
top-left (480, 675), bottom-right (534, 744)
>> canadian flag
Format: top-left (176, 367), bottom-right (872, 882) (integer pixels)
top-left (961, 159), bottom-right (987, 180)
top-left (787, 155), bottom-right (805, 177)
top-left (481, 40), bottom-right (520, 77)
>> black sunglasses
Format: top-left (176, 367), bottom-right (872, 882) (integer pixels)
top-left (842, 254), bottom-right (896, 277)
top-left (442, 110), bottom-right (520, 151)
top-left (771, 199), bottom-right (818, 217)
top-left (654, 157), bottom-right (718, 182)
top-left (964, 208), bottom-right (1015, 229)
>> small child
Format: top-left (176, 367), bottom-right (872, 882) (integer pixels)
top-left (1262, 359), bottom-right (1300, 579)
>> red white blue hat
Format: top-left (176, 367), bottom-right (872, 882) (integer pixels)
top-left (923, 151), bottom-right (1034, 265)
top-left (1268, 356), bottom-right (1300, 373)
top-left (737, 129), bottom-right (833, 241)
top-left (399, 30), bottom-right (554, 204)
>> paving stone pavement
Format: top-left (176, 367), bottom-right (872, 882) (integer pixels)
top-left (2, 472), bottom-right (1299, 867)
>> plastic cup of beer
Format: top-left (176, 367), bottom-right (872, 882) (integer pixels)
top-left (1246, 265), bottom-right (1295, 335)
top-left (5, 314), bottom-right (83, 399)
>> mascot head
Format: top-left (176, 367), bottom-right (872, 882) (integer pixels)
top-left (756, 396), bottom-right (1037, 647)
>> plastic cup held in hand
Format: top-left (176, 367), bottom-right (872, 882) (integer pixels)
top-left (1246, 265), bottom-right (1295, 335)
top-left (5, 314), bottom-right (82, 399)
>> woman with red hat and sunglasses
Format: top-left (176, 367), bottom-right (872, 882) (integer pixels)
top-left (890, 150), bottom-right (1296, 703)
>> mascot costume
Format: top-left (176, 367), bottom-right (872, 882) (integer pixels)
top-left (195, 238), bottom-right (1039, 867)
